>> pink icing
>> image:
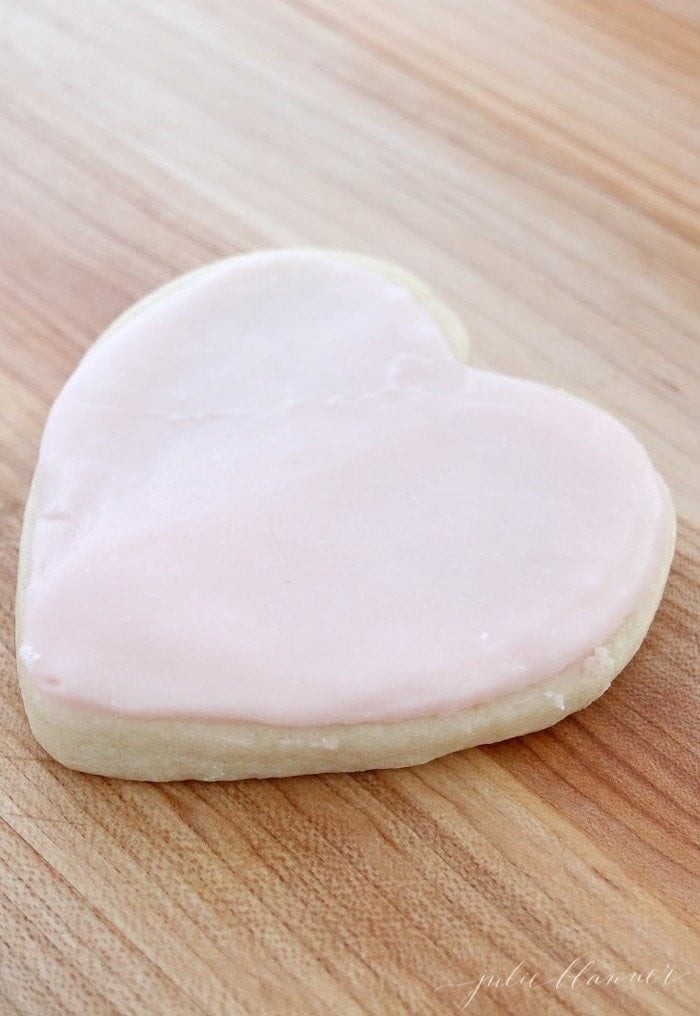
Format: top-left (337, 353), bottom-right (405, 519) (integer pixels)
top-left (20, 250), bottom-right (669, 725)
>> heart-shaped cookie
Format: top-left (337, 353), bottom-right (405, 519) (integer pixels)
top-left (16, 250), bottom-right (675, 780)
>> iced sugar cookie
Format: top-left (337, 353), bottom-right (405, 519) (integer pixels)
top-left (16, 250), bottom-right (675, 780)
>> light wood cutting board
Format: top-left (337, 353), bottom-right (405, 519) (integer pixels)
top-left (0, 2), bottom-right (698, 1013)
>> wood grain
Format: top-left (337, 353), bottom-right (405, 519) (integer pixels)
top-left (1, 1), bottom-right (698, 1013)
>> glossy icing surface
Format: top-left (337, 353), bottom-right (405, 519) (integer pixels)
top-left (20, 251), bottom-right (668, 725)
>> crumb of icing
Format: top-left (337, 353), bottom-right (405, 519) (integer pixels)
top-left (545, 690), bottom-right (566, 711)
top-left (19, 645), bottom-right (41, 668)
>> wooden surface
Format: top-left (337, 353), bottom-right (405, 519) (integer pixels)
top-left (0, 1), bottom-right (698, 1013)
